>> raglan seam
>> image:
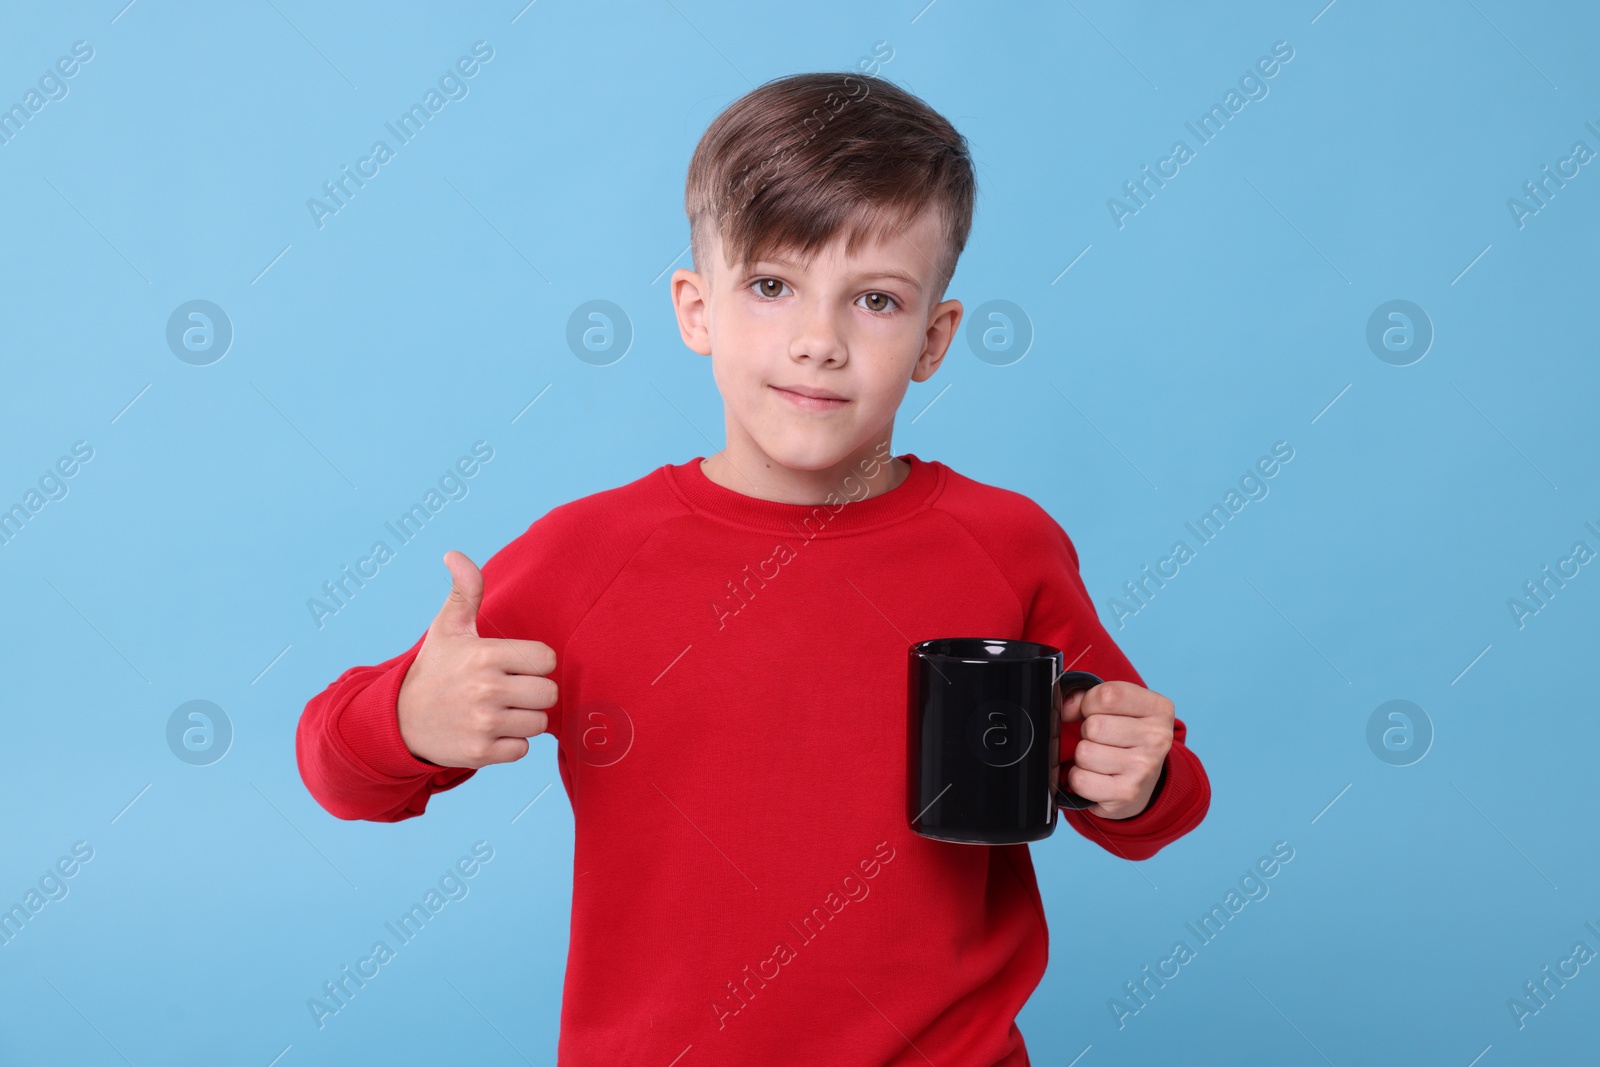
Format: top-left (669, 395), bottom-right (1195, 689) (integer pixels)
top-left (926, 504), bottom-right (1032, 625)
top-left (560, 486), bottom-right (698, 661)
top-left (562, 512), bottom-right (699, 657)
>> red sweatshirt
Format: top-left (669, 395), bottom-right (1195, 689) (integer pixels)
top-left (296, 452), bottom-right (1210, 1065)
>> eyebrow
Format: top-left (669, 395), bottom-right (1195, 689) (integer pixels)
top-left (753, 256), bottom-right (925, 296)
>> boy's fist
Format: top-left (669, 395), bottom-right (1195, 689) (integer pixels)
top-left (395, 550), bottom-right (558, 769)
top-left (1059, 680), bottom-right (1174, 820)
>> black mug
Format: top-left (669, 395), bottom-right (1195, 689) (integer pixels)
top-left (906, 637), bottom-right (1101, 845)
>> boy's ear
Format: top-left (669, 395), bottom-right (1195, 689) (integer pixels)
top-left (911, 297), bottom-right (963, 383)
top-left (670, 268), bottom-right (713, 356)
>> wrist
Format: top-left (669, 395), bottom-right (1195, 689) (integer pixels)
top-left (1106, 756), bottom-right (1169, 820)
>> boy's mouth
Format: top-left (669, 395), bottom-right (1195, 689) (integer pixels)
top-left (771, 384), bottom-right (850, 411)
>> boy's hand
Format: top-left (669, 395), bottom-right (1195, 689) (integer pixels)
top-left (1059, 681), bottom-right (1174, 820)
top-left (396, 551), bottom-right (558, 769)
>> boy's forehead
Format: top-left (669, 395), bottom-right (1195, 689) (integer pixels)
top-left (715, 208), bottom-right (944, 286)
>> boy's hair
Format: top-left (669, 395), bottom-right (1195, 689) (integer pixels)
top-left (685, 71), bottom-right (976, 306)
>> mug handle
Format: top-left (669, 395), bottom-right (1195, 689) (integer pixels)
top-left (1055, 669), bottom-right (1103, 811)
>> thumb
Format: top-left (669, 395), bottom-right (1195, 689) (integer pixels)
top-left (431, 550), bottom-right (484, 637)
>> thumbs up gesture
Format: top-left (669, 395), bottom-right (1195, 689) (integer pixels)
top-left (1059, 681), bottom-right (1174, 820)
top-left (396, 551), bottom-right (559, 769)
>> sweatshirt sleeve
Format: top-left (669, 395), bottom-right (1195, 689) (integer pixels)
top-left (295, 515), bottom-right (571, 823)
top-left (294, 629), bottom-right (475, 822)
top-left (1016, 506), bottom-right (1211, 861)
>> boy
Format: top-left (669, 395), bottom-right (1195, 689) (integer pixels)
top-left (297, 71), bottom-right (1210, 1065)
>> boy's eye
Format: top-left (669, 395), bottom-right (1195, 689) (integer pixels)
top-left (748, 278), bottom-right (898, 314)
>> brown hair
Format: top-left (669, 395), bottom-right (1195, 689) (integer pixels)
top-left (684, 71), bottom-right (976, 306)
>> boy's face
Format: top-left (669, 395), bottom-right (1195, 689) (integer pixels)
top-left (671, 208), bottom-right (962, 486)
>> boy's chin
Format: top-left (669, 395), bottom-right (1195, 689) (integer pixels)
top-left (750, 434), bottom-right (864, 475)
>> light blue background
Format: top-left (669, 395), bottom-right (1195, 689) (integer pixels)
top-left (2, 1), bottom-right (1596, 1063)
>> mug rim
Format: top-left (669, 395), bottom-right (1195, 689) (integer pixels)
top-left (911, 637), bottom-right (1060, 663)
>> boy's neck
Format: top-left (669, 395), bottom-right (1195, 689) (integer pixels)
top-left (699, 441), bottom-right (909, 506)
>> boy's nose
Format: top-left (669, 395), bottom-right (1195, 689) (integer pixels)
top-left (788, 305), bottom-right (848, 366)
